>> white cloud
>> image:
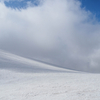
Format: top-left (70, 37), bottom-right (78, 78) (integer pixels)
top-left (0, 0), bottom-right (100, 72)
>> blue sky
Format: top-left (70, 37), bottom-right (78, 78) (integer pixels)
top-left (4, 0), bottom-right (39, 9)
top-left (4, 0), bottom-right (100, 21)
top-left (80, 0), bottom-right (100, 21)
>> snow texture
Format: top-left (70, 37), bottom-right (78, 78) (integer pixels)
top-left (0, 50), bottom-right (100, 100)
top-left (0, 69), bottom-right (100, 100)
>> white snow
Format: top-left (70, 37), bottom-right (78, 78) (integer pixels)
top-left (0, 50), bottom-right (100, 100)
top-left (0, 69), bottom-right (100, 100)
top-left (0, 49), bottom-right (77, 72)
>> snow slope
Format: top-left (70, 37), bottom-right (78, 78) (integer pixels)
top-left (0, 50), bottom-right (100, 100)
top-left (0, 70), bottom-right (100, 100)
top-left (0, 49), bottom-right (78, 73)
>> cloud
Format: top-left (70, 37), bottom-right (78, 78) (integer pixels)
top-left (0, 0), bottom-right (100, 72)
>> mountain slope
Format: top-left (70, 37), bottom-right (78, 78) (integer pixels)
top-left (0, 49), bottom-right (78, 73)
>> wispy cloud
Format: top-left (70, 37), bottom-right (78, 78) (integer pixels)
top-left (0, 0), bottom-right (100, 72)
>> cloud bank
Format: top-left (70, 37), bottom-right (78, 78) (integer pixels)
top-left (0, 0), bottom-right (100, 72)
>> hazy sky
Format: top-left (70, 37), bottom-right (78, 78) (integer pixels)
top-left (0, 0), bottom-right (100, 72)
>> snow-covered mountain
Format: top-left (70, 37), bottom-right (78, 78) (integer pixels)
top-left (0, 49), bottom-right (77, 73)
top-left (0, 50), bottom-right (100, 100)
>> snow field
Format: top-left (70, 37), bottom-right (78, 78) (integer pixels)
top-left (0, 69), bottom-right (100, 100)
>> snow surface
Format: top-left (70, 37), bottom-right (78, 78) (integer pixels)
top-left (0, 50), bottom-right (100, 100)
top-left (0, 69), bottom-right (100, 100)
top-left (0, 49), bottom-right (78, 72)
